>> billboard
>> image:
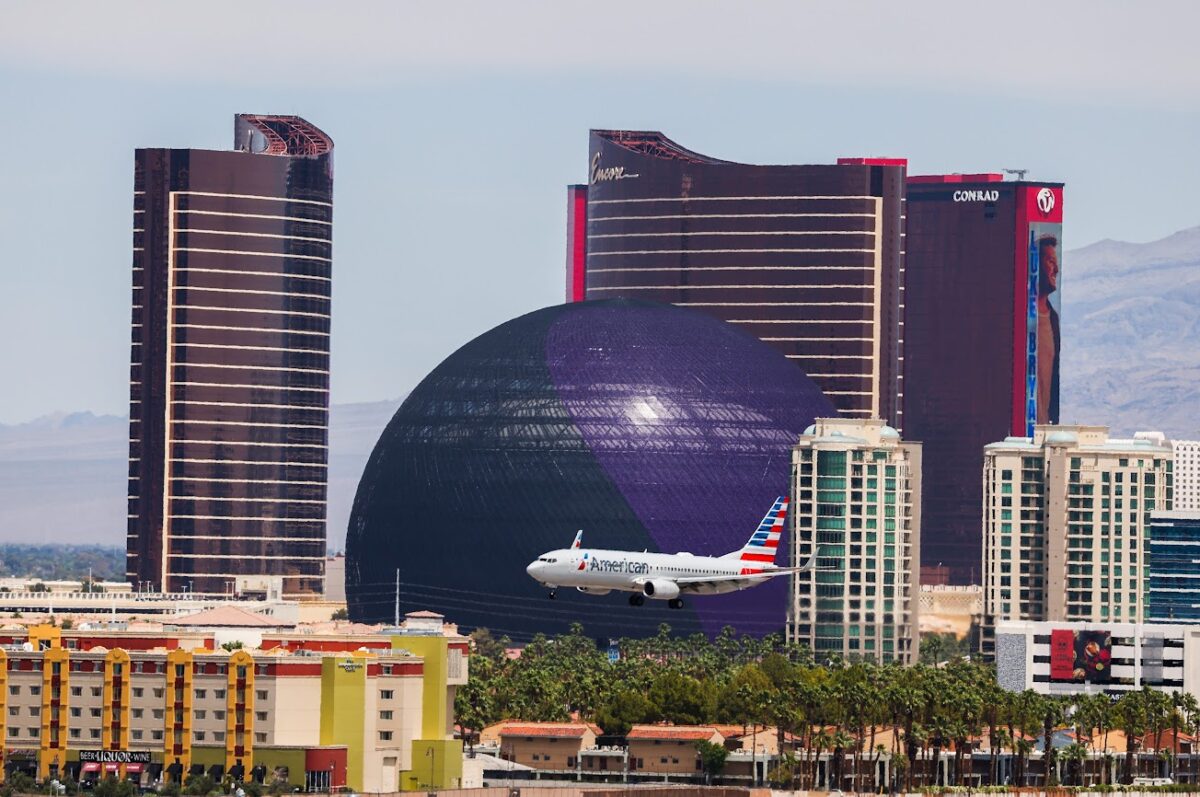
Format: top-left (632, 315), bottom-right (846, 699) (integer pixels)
top-left (1050, 629), bottom-right (1112, 682)
top-left (1016, 186), bottom-right (1064, 435)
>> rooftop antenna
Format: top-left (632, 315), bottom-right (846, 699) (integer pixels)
top-left (1003, 168), bottom-right (1029, 181)
top-left (393, 568), bottom-right (400, 627)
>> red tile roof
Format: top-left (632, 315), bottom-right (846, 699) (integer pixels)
top-left (498, 722), bottom-right (597, 739)
top-left (167, 606), bottom-right (284, 628)
top-left (627, 725), bottom-right (722, 742)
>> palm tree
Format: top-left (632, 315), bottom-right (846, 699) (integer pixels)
top-left (1074, 692), bottom-right (1109, 786)
top-left (830, 728), bottom-right (854, 791)
top-left (1060, 741), bottom-right (1089, 786)
top-left (1170, 691), bottom-right (1194, 782)
top-left (1146, 687), bottom-right (1174, 778)
top-left (1180, 692), bottom-right (1200, 784)
top-left (1014, 735), bottom-right (1035, 786)
top-left (978, 676), bottom-right (1006, 785)
top-left (1116, 688), bottom-right (1148, 783)
top-left (1014, 690), bottom-right (1044, 786)
top-left (883, 672), bottom-right (919, 784)
top-left (908, 723), bottom-right (930, 788)
top-left (946, 677), bottom-right (983, 787)
top-left (872, 742), bottom-right (888, 793)
top-left (1039, 693), bottom-right (1068, 786)
top-left (990, 727), bottom-right (1012, 787)
top-left (810, 727), bottom-right (833, 790)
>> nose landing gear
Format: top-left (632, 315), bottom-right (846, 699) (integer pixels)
top-left (548, 589), bottom-right (557, 600)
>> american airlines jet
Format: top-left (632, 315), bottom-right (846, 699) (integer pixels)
top-left (525, 497), bottom-right (813, 609)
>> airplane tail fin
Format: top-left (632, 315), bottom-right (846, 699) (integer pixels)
top-left (571, 530), bottom-right (583, 549)
top-left (724, 496), bottom-right (788, 564)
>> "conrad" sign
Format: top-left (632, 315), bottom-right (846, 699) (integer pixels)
top-left (953, 190), bottom-right (999, 202)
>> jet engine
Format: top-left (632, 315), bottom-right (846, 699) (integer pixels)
top-left (641, 579), bottom-right (681, 600)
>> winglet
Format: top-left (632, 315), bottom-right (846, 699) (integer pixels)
top-left (571, 530), bottom-right (583, 549)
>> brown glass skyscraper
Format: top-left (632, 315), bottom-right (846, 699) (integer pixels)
top-left (567, 131), bottom-right (906, 426)
top-left (905, 174), bottom-right (1064, 584)
top-left (127, 115), bottom-right (333, 597)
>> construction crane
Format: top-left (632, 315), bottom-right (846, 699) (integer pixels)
top-left (1003, 168), bottom-right (1029, 181)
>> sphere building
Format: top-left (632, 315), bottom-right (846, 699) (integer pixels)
top-left (346, 299), bottom-right (834, 639)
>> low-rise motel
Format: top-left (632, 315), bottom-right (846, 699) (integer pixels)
top-left (0, 612), bottom-right (467, 792)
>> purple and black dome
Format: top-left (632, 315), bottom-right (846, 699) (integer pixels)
top-left (345, 299), bottom-right (833, 640)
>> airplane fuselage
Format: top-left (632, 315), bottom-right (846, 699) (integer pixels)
top-left (526, 547), bottom-right (779, 598)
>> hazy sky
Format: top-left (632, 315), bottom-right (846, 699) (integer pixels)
top-left (1, 1), bottom-right (1198, 424)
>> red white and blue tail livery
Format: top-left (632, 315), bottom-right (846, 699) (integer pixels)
top-left (525, 495), bottom-right (813, 609)
top-left (727, 496), bottom-right (788, 567)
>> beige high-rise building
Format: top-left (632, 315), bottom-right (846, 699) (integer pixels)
top-left (980, 425), bottom-right (1173, 654)
top-left (786, 418), bottom-right (921, 664)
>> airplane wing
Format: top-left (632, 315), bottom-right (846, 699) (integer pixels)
top-left (669, 559), bottom-right (817, 592)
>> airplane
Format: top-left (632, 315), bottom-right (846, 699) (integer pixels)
top-left (524, 496), bottom-right (814, 609)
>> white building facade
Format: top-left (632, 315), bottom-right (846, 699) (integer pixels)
top-left (996, 620), bottom-right (1200, 697)
top-left (981, 426), bottom-right (1172, 654)
top-left (787, 418), bottom-right (921, 664)
top-left (1173, 440), bottom-right (1200, 511)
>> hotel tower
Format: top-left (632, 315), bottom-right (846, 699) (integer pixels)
top-left (127, 115), bottom-right (334, 597)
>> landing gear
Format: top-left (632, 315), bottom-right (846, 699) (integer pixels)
top-left (548, 590), bottom-right (557, 600)
top-left (668, 598), bottom-right (684, 610)
top-left (629, 594), bottom-right (645, 606)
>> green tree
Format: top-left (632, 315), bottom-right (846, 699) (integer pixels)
top-left (718, 665), bottom-right (775, 786)
top-left (828, 728), bottom-right (854, 790)
top-left (766, 752), bottom-right (800, 789)
top-left (649, 671), bottom-right (715, 725)
top-left (1116, 688), bottom-right (1148, 783)
top-left (920, 633), bottom-right (947, 665)
top-left (695, 739), bottom-right (729, 783)
top-left (759, 652), bottom-right (795, 689)
top-left (716, 664), bottom-right (774, 725)
top-left (182, 773), bottom-right (216, 796)
top-left (454, 656), bottom-right (497, 751)
top-left (93, 775), bottom-right (135, 797)
top-left (595, 689), bottom-right (656, 736)
top-left (469, 628), bottom-right (509, 662)
top-left (1142, 687), bottom-right (1172, 779)
top-left (330, 607), bottom-right (349, 620)
top-left (1038, 693), bottom-right (1068, 786)
top-left (1061, 741), bottom-right (1089, 786)
top-left (2, 772), bottom-right (37, 797)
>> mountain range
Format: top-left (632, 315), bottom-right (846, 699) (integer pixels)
top-left (1061, 225), bottom-right (1200, 438)
top-left (2, 224), bottom-right (1197, 547)
top-left (0, 401), bottom-right (400, 548)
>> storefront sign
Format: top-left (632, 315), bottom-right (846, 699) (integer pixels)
top-left (79, 751), bottom-right (153, 764)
